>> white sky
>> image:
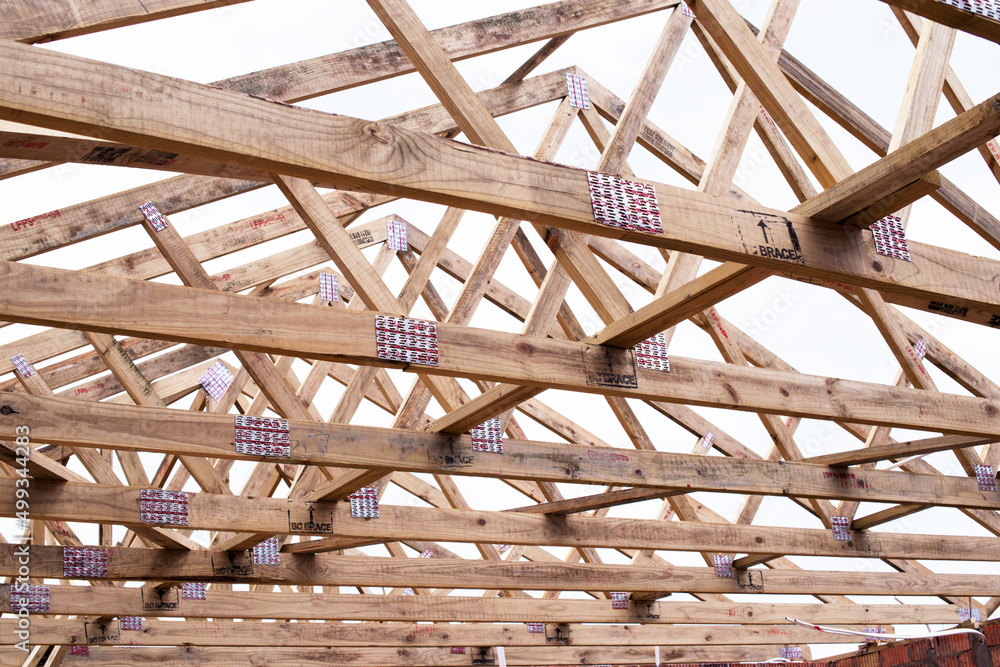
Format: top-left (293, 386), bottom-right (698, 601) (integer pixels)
top-left (1, 0), bottom-right (999, 660)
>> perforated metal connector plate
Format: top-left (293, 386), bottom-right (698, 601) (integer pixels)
top-left (451, 647), bottom-right (467, 654)
top-left (63, 547), bottom-right (108, 578)
top-left (527, 623), bottom-right (544, 633)
top-left (914, 338), bottom-right (927, 362)
top-left (199, 361), bottom-right (233, 402)
top-left (9, 585), bottom-right (49, 612)
top-left (182, 582), bottom-right (206, 600)
top-left (959, 607), bottom-right (983, 622)
top-left (68, 646), bottom-right (89, 656)
top-left (565, 73), bottom-right (590, 110)
top-left (420, 549), bottom-right (436, 558)
top-left (871, 215), bottom-right (911, 262)
top-left (234, 415), bottom-right (291, 458)
top-left (471, 418), bottom-right (503, 454)
top-left (831, 516), bottom-right (851, 541)
top-left (713, 554), bottom-right (733, 578)
top-left (386, 219), bottom-right (408, 251)
top-left (680, 2), bottom-right (695, 17)
top-left (120, 616), bottom-right (144, 631)
top-left (139, 201), bottom-right (169, 232)
top-left (610, 591), bottom-right (629, 609)
top-left (865, 627), bottom-right (887, 642)
top-left (350, 487), bottom-right (379, 518)
top-left (936, 0), bottom-right (1000, 20)
top-left (587, 172), bottom-right (663, 235)
top-left (10, 353), bottom-right (33, 378)
top-left (138, 489), bottom-right (189, 526)
top-left (252, 537), bottom-right (280, 565)
top-left (375, 316), bottom-right (439, 366)
top-left (779, 647), bottom-right (803, 660)
top-left (319, 273), bottom-right (339, 302)
top-left (700, 431), bottom-right (715, 452)
top-left (975, 464), bottom-right (997, 492)
top-left (635, 333), bottom-right (669, 371)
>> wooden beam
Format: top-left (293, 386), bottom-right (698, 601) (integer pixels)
top-left (0, 0), bottom-right (254, 43)
top-left (0, 618), bottom-right (861, 647)
top-left (0, 584), bottom-right (963, 623)
top-left (55, 645), bottom-right (786, 665)
top-left (792, 96), bottom-right (1000, 226)
top-left (1, 42), bottom-right (999, 324)
top-left (2, 474), bottom-right (1000, 549)
top-left (876, 0), bottom-right (1000, 45)
top-left (4, 265), bottom-right (1000, 438)
top-left (804, 434), bottom-right (995, 467)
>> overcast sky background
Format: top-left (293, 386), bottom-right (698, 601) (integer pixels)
top-left (1, 0), bottom-right (999, 659)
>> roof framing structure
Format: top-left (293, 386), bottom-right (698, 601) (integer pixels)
top-left (0, 0), bottom-right (998, 664)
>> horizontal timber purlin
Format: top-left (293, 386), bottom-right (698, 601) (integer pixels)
top-left (1, 42), bottom-right (999, 325)
top-left (0, 585), bottom-right (964, 623)
top-left (0, 66), bottom-right (566, 264)
top-left (2, 393), bottom-right (999, 508)
top-left (0, 476), bottom-right (998, 561)
top-left (0, 618), bottom-right (860, 647)
top-left (2, 267), bottom-right (999, 440)
top-left (5, 499), bottom-right (998, 569)
top-left (56, 645), bottom-right (781, 666)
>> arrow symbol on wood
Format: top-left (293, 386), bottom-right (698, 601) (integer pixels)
top-left (757, 220), bottom-right (770, 244)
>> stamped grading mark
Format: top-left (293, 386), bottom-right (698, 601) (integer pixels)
top-left (736, 210), bottom-right (804, 265)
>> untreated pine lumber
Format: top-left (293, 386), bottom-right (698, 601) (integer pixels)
top-left (0, 67), bottom-right (564, 265)
top-left (55, 645), bottom-right (784, 666)
top-left (1, 42), bottom-right (999, 325)
top-left (0, 618), bottom-right (859, 647)
top-left (0, 0), bottom-right (675, 181)
top-left (5, 391), bottom-right (1000, 507)
top-left (1, 472), bottom-right (999, 555)
top-left (0, 585), bottom-right (964, 624)
top-left (0, 542), bottom-right (996, 596)
top-left (0, 0), bottom-right (255, 43)
top-left (3, 268), bottom-right (1000, 440)
top-left (216, 0), bottom-right (678, 102)
top-left (875, 0), bottom-right (1000, 45)
top-left (804, 434), bottom-right (996, 467)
